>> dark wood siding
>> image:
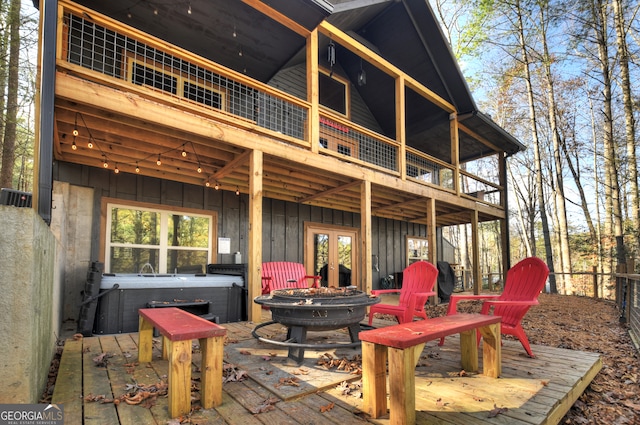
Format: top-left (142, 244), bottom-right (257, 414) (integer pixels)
top-left (54, 161), bottom-right (426, 289)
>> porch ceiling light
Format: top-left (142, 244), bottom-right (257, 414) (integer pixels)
top-left (135, 163), bottom-right (140, 173)
top-left (235, 186), bottom-right (240, 196)
top-left (156, 154), bottom-right (162, 166)
top-left (214, 182), bottom-right (220, 190)
top-left (358, 59), bottom-right (366, 86)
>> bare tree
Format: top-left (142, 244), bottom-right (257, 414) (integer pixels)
top-left (0, 0), bottom-right (20, 188)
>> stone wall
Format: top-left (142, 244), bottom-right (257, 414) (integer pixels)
top-left (0, 206), bottom-right (57, 403)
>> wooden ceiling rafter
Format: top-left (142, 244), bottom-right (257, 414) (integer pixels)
top-left (298, 180), bottom-right (362, 203)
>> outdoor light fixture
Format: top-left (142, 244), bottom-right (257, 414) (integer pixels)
top-left (327, 41), bottom-right (336, 77)
top-left (358, 59), bottom-right (367, 86)
top-left (197, 164), bottom-right (202, 173)
top-left (135, 163), bottom-right (140, 173)
top-left (156, 155), bottom-right (162, 166)
top-left (114, 164), bottom-right (119, 174)
top-left (88, 139), bottom-right (93, 149)
top-left (205, 181), bottom-right (211, 187)
top-left (181, 147), bottom-right (187, 157)
top-left (103, 156), bottom-right (108, 168)
top-left (235, 186), bottom-right (240, 196)
top-left (187, 2), bottom-right (192, 14)
top-left (214, 182), bottom-right (220, 190)
top-left (72, 140), bottom-right (77, 150)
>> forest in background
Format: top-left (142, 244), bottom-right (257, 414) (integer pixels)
top-left (0, 0), bottom-right (638, 297)
top-left (433, 0), bottom-right (640, 297)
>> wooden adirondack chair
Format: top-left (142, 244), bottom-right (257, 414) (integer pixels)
top-left (440, 256), bottom-right (549, 357)
top-left (368, 260), bottom-right (438, 325)
top-left (261, 261), bottom-right (321, 294)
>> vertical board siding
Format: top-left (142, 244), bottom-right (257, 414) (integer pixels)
top-left (54, 162), bottom-right (425, 287)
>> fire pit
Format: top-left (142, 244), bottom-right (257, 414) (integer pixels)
top-left (252, 286), bottom-right (380, 363)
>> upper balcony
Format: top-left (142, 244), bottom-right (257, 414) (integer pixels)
top-left (50, 1), bottom-right (522, 226)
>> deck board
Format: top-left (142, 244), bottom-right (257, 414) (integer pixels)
top-left (52, 318), bottom-right (601, 425)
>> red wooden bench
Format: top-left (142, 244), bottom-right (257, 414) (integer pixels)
top-left (138, 308), bottom-right (227, 418)
top-left (261, 261), bottom-right (321, 294)
top-left (358, 313), bottom-right (501, 425)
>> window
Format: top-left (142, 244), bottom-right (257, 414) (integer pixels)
top-left (319, 70), bottom-right (349, 116)
top-left (126, 56), bottom-right (226, 110)
top-left (406, 235), bottom-right (430, 266)
top-left (104, 201), bottom-right (216, 274)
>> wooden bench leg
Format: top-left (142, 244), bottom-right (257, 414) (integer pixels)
top-left (138, 316), bottom-right (154, 363)
top-left (388, 343), bottom-right (424, 425)
top-left (479, 323), bottom-right (501, 378)
top-left (362, 341), bottom-right (388, 419)
top-left (459, 328), bottom-right (479, 373)
top-left (199, 335), bottom-right (224, 409)
top-left (168, 340), bottom-right (193, 418)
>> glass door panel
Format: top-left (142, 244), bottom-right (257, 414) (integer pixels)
top-left (305, 223), bottom-right (358, 288)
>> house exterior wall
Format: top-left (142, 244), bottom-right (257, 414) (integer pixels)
top-left (0, 207), bottom-right (57, 403)
top-left (53, 161), bottom-right (428, 319)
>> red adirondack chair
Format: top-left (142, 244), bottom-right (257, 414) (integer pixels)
top-left (439, 256), bottom-right (549, 357)
top-left (368, 260), bottom-right (438, 325)
top-left (261, 261), bottom-right (321, 294)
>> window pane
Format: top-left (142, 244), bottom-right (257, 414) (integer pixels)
top-left (166, 250), bottom-right (208, 274)
top-left (111, 208), bottom-right (160, 245)
top-left (319, 72), bottom-right (346, 114)
top-left (110, 247), bottom-right (159, 273)
top-left (167, 215), bottom-right (209, 248)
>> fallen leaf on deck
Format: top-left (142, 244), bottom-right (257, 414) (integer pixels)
top-left (275, 377), bottom-right (301, 388)
top-left (488, 404), bottom-right (508, 417)
top-left (251, 396), bottom-right (279, 414)
top-left (320, 402), bottom-right (335, 412)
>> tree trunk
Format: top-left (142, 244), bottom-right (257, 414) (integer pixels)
top-left (539, 4), bottom-right (572, 292)
top-left (515, 0), bottom-right (557, 293)
top-left (0, 0), bottom-right (20, 188)
top-left (613, 0), bottom-right (639, 261)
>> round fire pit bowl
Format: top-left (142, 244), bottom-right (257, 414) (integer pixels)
top-left (252, 286), bottom-right (380, 363)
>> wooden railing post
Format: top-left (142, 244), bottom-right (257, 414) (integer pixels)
top-left (592, 266), bottom-right (598, 299)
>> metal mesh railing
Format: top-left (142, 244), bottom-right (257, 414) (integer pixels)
top-left (319, 116), bottom-right (398, 171)
top-left (406, 150), bottom-right (454, 190)
top-left (65, 12), bottom-right (307, 139)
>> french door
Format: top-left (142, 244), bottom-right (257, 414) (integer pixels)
top-left (304, 223), bottom-right (359, 288)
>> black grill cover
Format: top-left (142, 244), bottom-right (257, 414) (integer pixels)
top-left (437, 261), bottom-right (455, 302)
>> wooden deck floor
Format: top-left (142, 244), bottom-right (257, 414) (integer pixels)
top-left (52, 316), bottom-right (602, 425)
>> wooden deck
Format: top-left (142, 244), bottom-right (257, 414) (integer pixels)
top-left (52, 315), bottom-right (602, 425)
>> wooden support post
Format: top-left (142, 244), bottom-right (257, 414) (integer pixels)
top-left (459, 329), bottom-right (479, 373)
top-left (426, 197), bottom-right (437, 304)
top-left (471, 210), bottom-right (481, 294)
top-left (396, 75), bottom-right (406, 178)
top-left (248, 150), bottom-right (263, 322)
top-left (361, 341), bottom-right (388, 419)
top-left (168, 340), bottom-right (192, 418)
top-left (387, 343), bottom-right (424, 425)
top-left (361, 180), bottom-right (372, 294)
top-left (137, 316), bottom-right (154, 363)
top-left (479, 323), bottom-right (501, 378)
top-left (200, 335), bottom-right (225, 408)
top-left (307, 28), bottom-right (319, 153)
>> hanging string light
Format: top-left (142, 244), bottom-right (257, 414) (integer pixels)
top-left (156, 154), bottom-right (162, 166)
top-left (235, 186), bottom-right (240, 196)
top-left (214, 182), bottom-right (220, 190)
top-left (102, 155), bottom-right (108, 168)
top-left (135, 163), bottom-right (140, 173)
top-left (72, 113), bottom-right (79, 150)
top-left (114, 164), bottom-right (120, 174)
top-left (187, 1), bottom-right (192, 14)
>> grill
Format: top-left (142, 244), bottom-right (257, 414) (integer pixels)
top-left (252, 287), bottom-right (380, 363)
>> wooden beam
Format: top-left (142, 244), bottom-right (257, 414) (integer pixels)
top-left (241, 0), bottom-right (310, 37)
top-left (396, 75), bottom-right (406, 180)
top-left (361, 180), bottom-right (372, 294)
top-left (471, 210), bottom-right (480, 295)
top-left (299, 180), bottom-right (360, 203)
top-left (458, 122), bottom-right (503, 154)
top-left (211, 150), bottom-right (251, 181)
top-left (426, 197), bottom-right (437, 305)
top-left (248, 150), bottom-right (263, 322)
top-left (450, 113), bottom-right (460, 195)
top-left (307, 29), bottom-right (320, 154)
top-left (318, 21), bottom-right (456, 113)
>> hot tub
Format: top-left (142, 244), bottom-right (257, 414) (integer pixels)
top-left (94, 269), bottom-right (246, 334)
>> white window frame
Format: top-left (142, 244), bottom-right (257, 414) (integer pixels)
top-left (103, 200), bottom-right (216, 274)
